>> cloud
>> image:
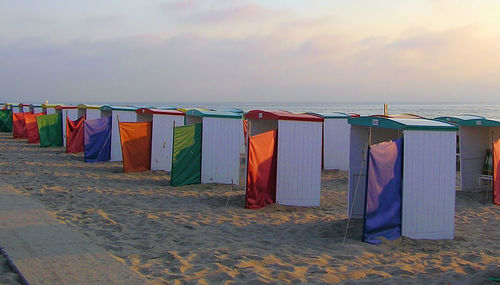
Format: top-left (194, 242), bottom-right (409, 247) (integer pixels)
top-left (1, 25), bottom-right (499, 104)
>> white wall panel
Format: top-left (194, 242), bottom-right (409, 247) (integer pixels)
top-left (46, 108), bottom-right (56, 115)
top-left (323, 118), bottom-right (350, 170)
top-left (348, 126), bottom-right (369, 218)
top-left (85, 109), bottom-right (101, 120)
top-left (276, 120), bottom-right (322, 206)
top-left (402, 130), bottom-right (456, 240)
top-left (151, 114), bottom-right (184, 172)
top-left (110, 111), bottom-right (137, 162)
top-left (201, 117), bottom-right (241, 185)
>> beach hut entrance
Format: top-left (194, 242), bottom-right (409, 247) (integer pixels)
top-left (25, 113), bottom-right (44, 144)
top-left (171, 124), bottom-right (202, 186)
top-left (66, 115), bottom-right (85, 153)
top-left (493, 139), bottom-right (500, 205)
top-left (37, 113), bottom-right (63, 147)
top-left (0, 109), bottom-right (12, 133)
top-left (84, 116), bottom-right (112, 162)
top-left (245, 129), bottom-right (278, 209)
top-left (118, 121), bottom-right (152, 173)
top-left (362, 138), bottom-right (403, 244)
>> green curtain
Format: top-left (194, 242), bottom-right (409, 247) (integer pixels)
top-left (171, 123), bottom-right (202, 186)
top-left (0, 109), bottom-right (13, 132)
top-left (37, 112), bottom-right (63, 147)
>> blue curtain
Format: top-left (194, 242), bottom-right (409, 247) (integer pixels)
top-left (363, 137), bottom-right (403, 244)
top-left (84, 116), bottom-right (111, 163)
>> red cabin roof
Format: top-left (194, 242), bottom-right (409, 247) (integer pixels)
top-left (246, 110), bottom-right (324, 122)
top-left (135, 108), bottom-right (185, 116)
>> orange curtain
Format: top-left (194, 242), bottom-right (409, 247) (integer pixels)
top-left (493, 139), bottom-right (500, 205)
top-left (245, 129), bottom-right (278, 209)
top-left (25, 113), bottom-right (44, 143)
top-left (12, 112), bottom-right (27, 139)
top-left (118, 121), bottom-right (152, 173)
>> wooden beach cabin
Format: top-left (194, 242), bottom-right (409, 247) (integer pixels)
top-left (77, 104), bottom-right (102, 120)
top-left (244, 110), bottom-right (324, 208)
top-left (55, 105), bottom-right (78, 147)
top-left (348, 116), bottom-right (458, 241)
top-left (136, 108), bottom-right (185, 172)
top-left (434, 115), bottom-right (500, 204)
top-left (171, 109), bottom-right (242, 186)
top-left (100, 105), bottom-right (138, 162)
top-left (308, 112), bottom-right (360, 171)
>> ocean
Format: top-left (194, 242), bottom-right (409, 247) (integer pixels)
top-left (142, 102), bottom-right (500, 118)
top-left (62, 101), bottom-right (500, 118)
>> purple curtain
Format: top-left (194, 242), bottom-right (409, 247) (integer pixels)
top-left (363, 137), bottom-right (403, 244)
top-left (84, 116), bottom-right (111, 163)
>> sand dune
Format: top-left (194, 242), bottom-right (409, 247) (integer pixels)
top-left (0, 132), bottom-right (498, 284)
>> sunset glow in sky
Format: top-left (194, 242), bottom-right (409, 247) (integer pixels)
top-left (1, 0), bottom-right (500, 103)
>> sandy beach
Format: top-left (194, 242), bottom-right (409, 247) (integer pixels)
top-left (0, 132), bottom-right (498, 284)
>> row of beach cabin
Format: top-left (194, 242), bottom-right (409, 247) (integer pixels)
top-left (1, 102), bottom-right (499, 244)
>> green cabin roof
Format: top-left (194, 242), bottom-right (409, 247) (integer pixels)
top-left (77, 104), bottom-right (102, 110)
top-left (100, 105), bottom-right (138, 111)
top-left (218, 108), bottom-right (244, 114)
top-left (185, 109), bottom-right (242, 119)
top-left (435, 115), bottom-right (500, 127)
top-left (434, 115), bottom-right (485, 124)
top-left (349, 116), bottom-right (457, 131)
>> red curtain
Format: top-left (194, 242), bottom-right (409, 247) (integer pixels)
top-left (493, 139), bottom-right (500, 205)
top-left (243, 120), bottom-right (248, 144)
top-left (119, 121), bottom-right (152, 173)
top-left (245, 129), bottom-right (278, 209)
top-left (66, 115), bottom-right (85, 153)
top-left (12, 112), bottom-right (28, 139)
top-left (25, 113), bottom-right (44, 143)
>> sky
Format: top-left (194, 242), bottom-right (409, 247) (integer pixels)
top-left (1, 0), bottom-right (500, 103)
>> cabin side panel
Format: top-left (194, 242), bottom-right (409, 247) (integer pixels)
top-left (402, 130), bottom-right (456, 239)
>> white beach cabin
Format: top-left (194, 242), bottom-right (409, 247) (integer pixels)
top-left (55, 105), bottom-right (79, 147)
top-left (184, 109), bottom-right (243, 185)
top-left (100, 105), bottom-right (139, 162)
top-left (348, 116), bottom-right (458, 239)
top-left (308, 112), bottom-right (360, 171)
top-left (435, 115), bottom-right (500, 192)
top-left (245, 110), bottom-right (324, 207)
top-left (136, 108), bottom-right (185, 172)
